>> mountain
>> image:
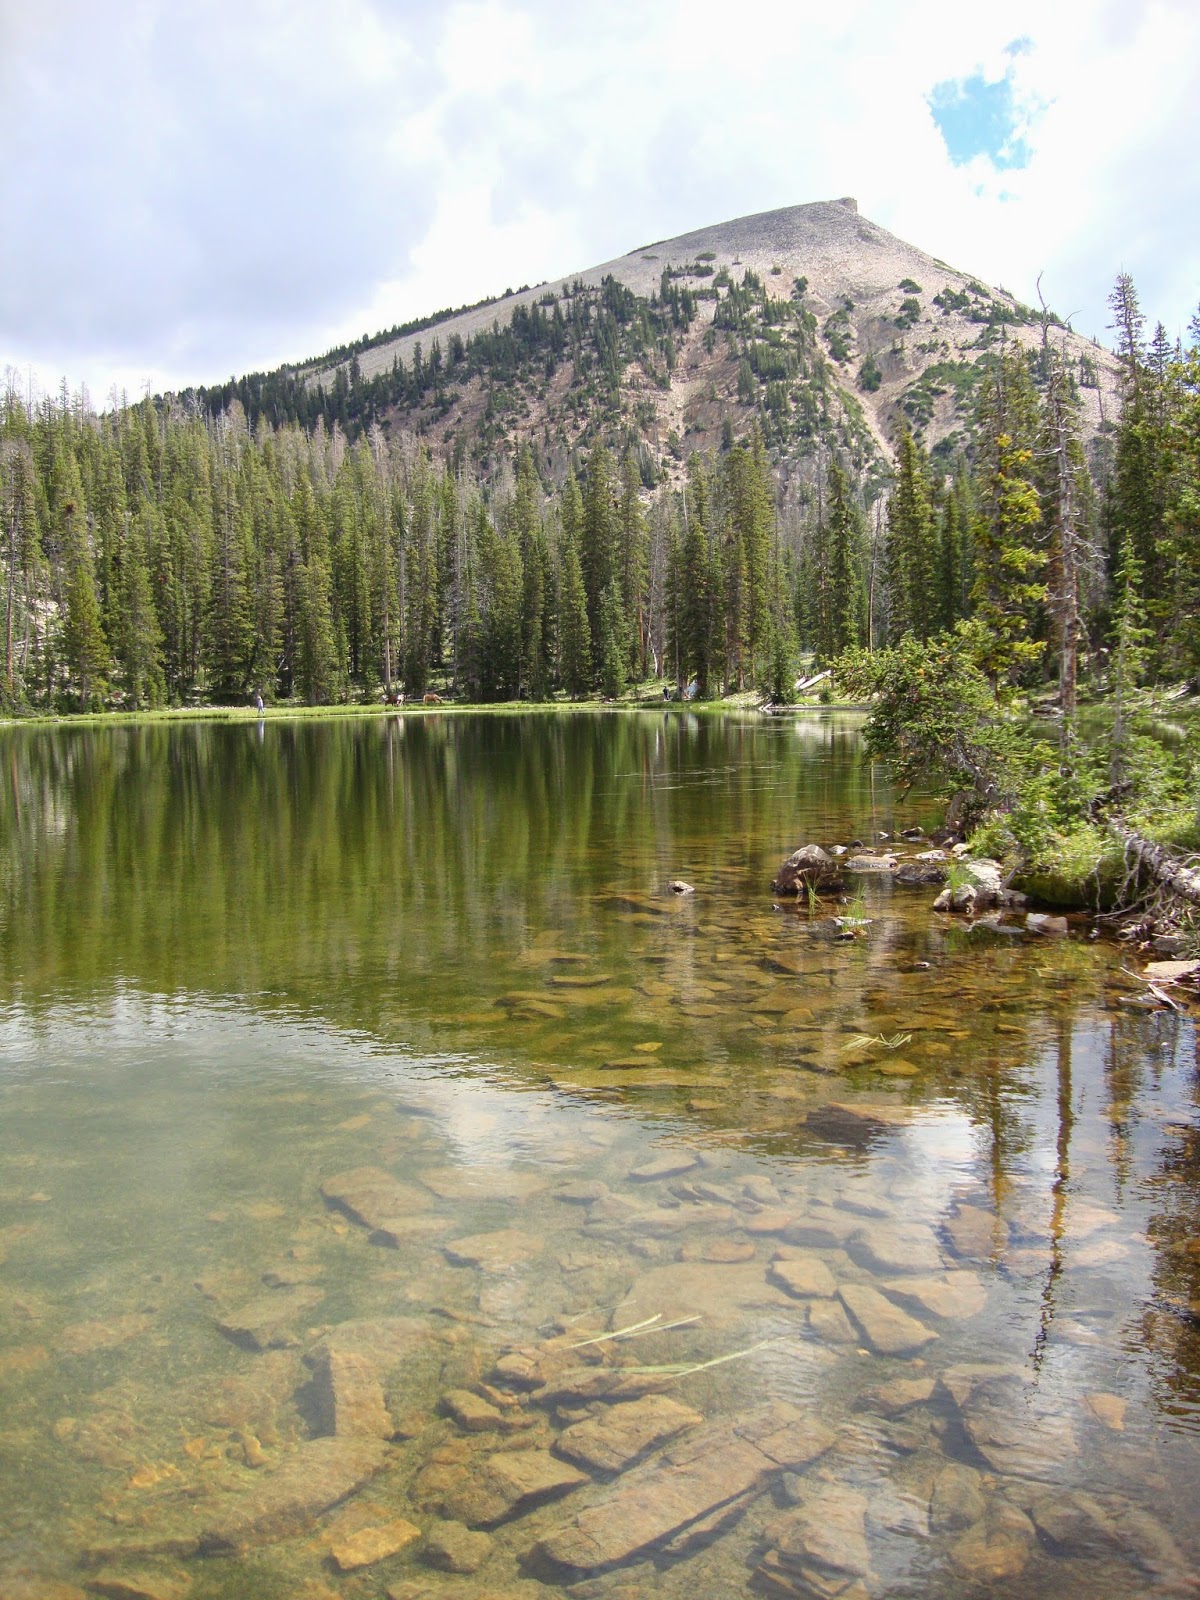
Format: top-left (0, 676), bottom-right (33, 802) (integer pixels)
top-left (237, 197), bottom-right (1120, 489)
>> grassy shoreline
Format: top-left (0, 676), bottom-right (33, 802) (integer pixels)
top-left (0, 691), bottom-right (872, 730)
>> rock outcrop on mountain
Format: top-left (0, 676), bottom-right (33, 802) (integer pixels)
top-left (294, 197), bottom-right (1119, 484)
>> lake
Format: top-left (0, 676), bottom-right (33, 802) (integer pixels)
top-left (0, 711), bottom-right (1197, 1600)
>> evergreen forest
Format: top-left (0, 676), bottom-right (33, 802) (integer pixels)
top-left (0, 275), bottom-right (1197, 718)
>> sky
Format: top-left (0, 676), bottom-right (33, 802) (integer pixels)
top-left (1, 0), bottom-right (1197, 407)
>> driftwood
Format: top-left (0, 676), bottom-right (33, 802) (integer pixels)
top-left (1105, 816), bottom-right (1200, 909)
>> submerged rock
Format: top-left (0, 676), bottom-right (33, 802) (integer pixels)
top-left (552, 1181), bottom-right (609, 1205)
top-left (627, 1152), bottom-right (700, 1182)
top-left (310, 1317), bottom-right (422, 1368)
top-left (553, 1395), bottom-right (703, 1474)
top-left (866, 1481), bottom-right (930, 1540)
top-left (1022, 1487), bottom-right (1124, 1559)
top-left (305, 1344), bottom-right (393, 1439)
top-left (533, 1369), bottom-right (675, 1407)
top-left (679, 1238), bottom-right (756, 1264)
top-left (767, 1256), bottom-right (837, 1299)
top-left (1083, 1391), bottom-right (1127, 1431)
top-left (492, 1348), bottom-right (557, 1392)
top-left (421, 1520), bottom-right (493, 1573)
top-left (838, 1285), bottom-right (937, 1356)
top-left (760, 1483), bottom-right (871, 1586)
top-left (86, 1437), bottom-right (390, 1559)
top-left (59, 1316), bottom-right (154, 1358)
top-left (442, 1230), bottom-right (543, 1272)
top-left (856, 1376), bottom-right (936, 1416)
top-left (879, 1271), bottom-right (987, 1322)
top-left (608, 1260), bottom-right (794, 1329)
top-left (0, 1581), bottom-right (88, 1600)
top-left (442, 1389), bottom-right (530, 1435)
top-left (942, 1204), bottom-right (1009, 1260)
top-left (847, 1222), bottom-right (943, 1276)
top-left (939, 1368), bottom-right (1076, 1479)
top-left (779, 1211), bottom-right (859, 1249)
top-left (949, 1501), bottom-right (1036, 1580)
top-left (216, 1288), bottom-right (323, 1351)
top-left (84, 1570), bottom-right (191, 1600)
top-left (929, 1463), bottom-right (987, 1532)
top-left (329, 1518), bottom-right (421, 1572)
top-left (421, 1166), bottom-right (550, 1205)
top-left (532, 1404), bottom-right (835, 1575)
top-left (319, 1167), bottom-right (433, 1241)
top-left (806, 1298), bottom-right (858, 1344)
top-left (418, 1446), bottom-right (588, 1527)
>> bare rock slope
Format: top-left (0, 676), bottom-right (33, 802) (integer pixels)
top-left (309, 198), bottom-right (1119, 472)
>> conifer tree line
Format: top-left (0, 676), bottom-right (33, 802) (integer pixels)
top-left (798, 277), bottom-right (1200, 702)
top-left (1, 274), bottom-right (1196, 713)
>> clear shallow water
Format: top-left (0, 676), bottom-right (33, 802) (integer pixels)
top-left (0, 712), bottom-right (1198, 1600)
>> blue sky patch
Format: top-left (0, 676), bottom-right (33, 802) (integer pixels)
top-left (928, 44), bottom-right (1033, 171)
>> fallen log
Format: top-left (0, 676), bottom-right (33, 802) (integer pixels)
top-left (1105, 817), bottom-right (1200, 909)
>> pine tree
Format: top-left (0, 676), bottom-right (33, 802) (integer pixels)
top-left (680, 454), bottom-right (718, 696)
top-left (402, 458), bottom-right (439, 694)
top-left (597, 582), bottom-right (627, 698)
top-left (1038, 318), bottom-right (1091, 718)
top-left (581, 443), bottom-right (618, 670)
top-left (1104, 273), bottom-right (1167, 633)
top-left (113, 507), bottom-right (165, 706)
top-left (1108, 530), bottom-right (1151, 781)
top-left (1160, 306), bottom-right (1200, 679)
top-left (885, 426), bottom-right (936, 642)
top-left (298, 548), bottom-right (340, 703)
top-left (558, 472), bottom-right (591, 697)
top-left (206, 449), bottom-right (253, 700)
top-left (936, 492), bottom-right (963, 633)
top-left (511, 450), bottom-right (551, 699)
top-left (972, 352), bottom-right (1046, 687)
top-left (479, 512), bottom-right (523, 701)
top-left (51, 444), bottom-right (111, 708)
top-left (821, 457), bottom-right (866, 660)
top-left (0, 436), bottom-right (39, 706)
top-left (617, 450), bottom-right (649, 680)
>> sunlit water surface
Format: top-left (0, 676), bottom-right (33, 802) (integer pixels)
top-left (0, 713), bottom-right (1197, 1600)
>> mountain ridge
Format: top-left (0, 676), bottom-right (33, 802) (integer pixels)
top-left (339, 199), bottom-right (1113, 469)
top-left (200, 198), bottom-right (1121, 488)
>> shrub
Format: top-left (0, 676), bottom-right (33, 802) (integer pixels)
top-left (895, 297), bottom-right (922, 330)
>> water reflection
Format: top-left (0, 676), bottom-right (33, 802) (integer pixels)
top-left (0, 714), bottom-right (1196, 1598)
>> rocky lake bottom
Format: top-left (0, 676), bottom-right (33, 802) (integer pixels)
top-left (0, 713), bottom-right (1198, 1600)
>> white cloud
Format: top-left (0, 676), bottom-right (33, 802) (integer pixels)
top-left (2, 0), bottom-right (1196, 400)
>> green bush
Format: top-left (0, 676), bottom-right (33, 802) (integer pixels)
top-left (858, 354), bottom-right (882, 393)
